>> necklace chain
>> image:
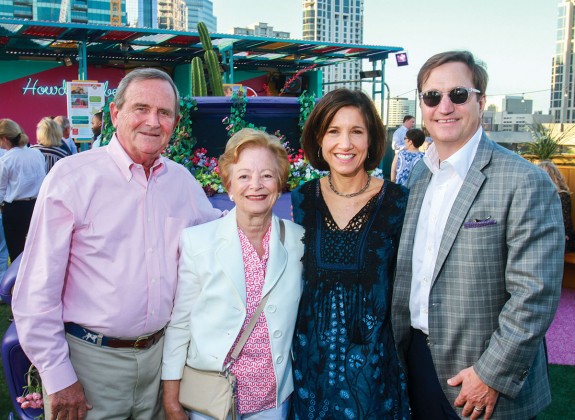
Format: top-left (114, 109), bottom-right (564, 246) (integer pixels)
top-left (328, 173), bottom-right (371, 198)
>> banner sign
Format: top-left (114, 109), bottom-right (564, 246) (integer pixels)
top-left (66, 81), bottom-right (105, 140)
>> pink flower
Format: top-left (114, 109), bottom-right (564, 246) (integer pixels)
top-left (32, 392), bottom-right (42, 401)
top-left (21, 401), bottom-right (31, 409)
top-left (25, 394), bottom-right (34, 401)
top-left (16, 396), bottom-right (25, 404)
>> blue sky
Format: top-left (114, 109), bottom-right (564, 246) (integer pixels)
top-left (213, 0), bottom-right (558, 114)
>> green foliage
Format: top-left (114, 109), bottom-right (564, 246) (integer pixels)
top-left (223, 91), bottom-right (265, 137)
top-left (525, 123), bottom-right (572, 160)
top-left (196, 21), bottom-right (224, 96)
top-left (191, 57), bottom-right (207, 97)
top-left (164, 96), bottom-right (198, 171)
top-left (298, 90), bottom-right (316, 134)
top-left (205, 50), bottom-right (224, 96)
top-left (197, 21), bottom-right (213, 51)
top-left (100, 97), bottom-right (115, 146)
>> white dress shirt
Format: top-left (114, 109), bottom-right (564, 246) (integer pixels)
top-left (392, 125), bottom-right (408, 150)
top-left (0, 146), bottom-right (46, 204)
top-left (410, 127), bottom-right (483, 334)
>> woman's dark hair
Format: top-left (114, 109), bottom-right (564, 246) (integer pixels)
top-left (405, 128), bottom-right (426, 148)
top-left (301, 88), bottom-right (386, 171)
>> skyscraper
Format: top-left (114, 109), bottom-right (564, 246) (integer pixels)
top-left (0, 0), bottom-right (126, 26)
top-left (185, 0), bottom-right (216, 32)
top-left (302, 0), bottom-right (364, 91)
top-left (551, 0), bottom-right (575, 122)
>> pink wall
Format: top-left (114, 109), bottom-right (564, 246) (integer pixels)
top-left (0, 66), bottom-right (125, 143)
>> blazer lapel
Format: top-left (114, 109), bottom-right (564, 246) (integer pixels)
top-left (432, 134), bottom-right (493, 282)
top-left (214, 208), bottom-right (247, 305)
top-left (261, 216), bottom-right (287, 297)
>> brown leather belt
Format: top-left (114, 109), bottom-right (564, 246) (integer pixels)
top-left (65, 322), bottom-right (165, 350)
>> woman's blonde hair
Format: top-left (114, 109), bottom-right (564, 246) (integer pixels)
top-left (0, 118), bottom-right (29, 147)
top-left (218, 128), bottom-right (289, 191)
top-left (36, 117), bottom-right (63, 147)
top-left (537, 160), bottom-right (570, 194)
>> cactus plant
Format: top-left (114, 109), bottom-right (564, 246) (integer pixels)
top-left (196, 21), bottom-right (224, 96)
top-left (192, 57), bottom-right (207, 96)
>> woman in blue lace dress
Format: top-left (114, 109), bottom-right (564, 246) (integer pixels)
top-left (391, 128), bottom-right (425, 186)
top-left (290, 89), bottom-right (410, 419)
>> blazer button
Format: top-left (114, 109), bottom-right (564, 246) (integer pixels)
top-left (267, 305), bottom-right (277, 313)
top-left (276, 355), bottom-right (284, 364)
top-left (273, 330), bottom-right (282, 338)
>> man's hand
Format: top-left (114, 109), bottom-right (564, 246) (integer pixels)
top-left (448, 366), bottom-right (499, 419)
top-left (49, 381), bottom-right (92, 420)
top-left (162, 380), bottom-right (187, 420)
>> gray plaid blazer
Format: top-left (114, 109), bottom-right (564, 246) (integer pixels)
top-left (392, 134), bottom-right (564, 419)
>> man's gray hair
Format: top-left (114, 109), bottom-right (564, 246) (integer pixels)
top-left (113, 68), bottom-right (180, 116)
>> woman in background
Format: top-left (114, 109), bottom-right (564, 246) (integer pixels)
top-left (32, 116), bottom-right (71, 173)
top-left (538, 160), bottom-right (575, 252)
top-left (290, 88), bottom-right (410, 419)
top-left (0, 119), bottom-right (45, 261)
top-left (391, 128), bottom-right (426, 186)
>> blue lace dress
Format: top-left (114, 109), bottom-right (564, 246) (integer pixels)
top-left (290, 179), bottom-right (410, 420)
top-left (395, 150), bottom-right (424, 186)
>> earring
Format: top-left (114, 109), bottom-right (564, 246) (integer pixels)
top-left (368, 151), bottom-right (370, 159)
top-left (229, 195), bottom-right (234, 202)
top-left (317, 147), bottom-right (322, 159)
top-left (278, 192), bottom-right (282, 200)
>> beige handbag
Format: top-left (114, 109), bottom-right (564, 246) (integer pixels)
top-left (178, 221), bottom-right (285, 419)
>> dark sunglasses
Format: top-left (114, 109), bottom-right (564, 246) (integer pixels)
top-left (419, 87), bottom-right (481, 107)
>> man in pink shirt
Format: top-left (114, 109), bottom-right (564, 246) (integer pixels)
top-left (12, 68), bottom-right (221, 420)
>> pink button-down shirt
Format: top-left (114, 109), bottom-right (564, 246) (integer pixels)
top-left (228, 226), bottom-right (276, 414)
top-left (12, 135), bottom-right (221, 394)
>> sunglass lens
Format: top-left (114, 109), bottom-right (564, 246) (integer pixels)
top-left (449, 88), bottom-right (470, 105)
top-left (422, 91), bottom-right (441, 107)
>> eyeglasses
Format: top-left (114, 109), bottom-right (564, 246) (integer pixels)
top-left (419, 87), bottom-right (481, 107)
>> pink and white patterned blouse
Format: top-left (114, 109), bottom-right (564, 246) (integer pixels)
top-left (226, 225), bottom-right (277, 414)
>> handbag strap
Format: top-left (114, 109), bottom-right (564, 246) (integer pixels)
top-left (229, 219), bottom-right (285, 363)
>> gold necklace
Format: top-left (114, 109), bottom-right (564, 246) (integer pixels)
top-left (328, 173), bottom-right (371, 198)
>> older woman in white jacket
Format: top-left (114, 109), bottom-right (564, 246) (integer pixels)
top-left (162, 128), bottom-right (304, 420)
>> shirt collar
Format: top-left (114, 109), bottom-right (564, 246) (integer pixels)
top-left (423, 126), bottom-right (483, 179)
top-left (107, 134), bottom-right (166, 181)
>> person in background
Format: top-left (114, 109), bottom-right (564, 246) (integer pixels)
top-left (54, 115), bottom-right (78, 154)
top-left (391, 128), bottom-right (426, 186)
top-left (537, 160), bottom-right (575, 252)
top-left (0, 119), bottom-right (45, 262)
top-left (162, 128), bottom-right (304, 419)
top-left (0, 147), bottom-right (8, 280)
top-left (91, 111), bottom-right (103, 148)
top-left (392, 50), bottom-right (563, 420)
top-left (392, 114), bottom-right (416, 151)
top-left (13, 68), bottom-right (221, 420)
top-left (32, 117), bottom-right (71, 173)
top-left (290, 88), bottom-right (410, 419)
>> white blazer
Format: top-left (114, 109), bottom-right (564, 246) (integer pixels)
top-left (162, 208), bottom-right (304, 406)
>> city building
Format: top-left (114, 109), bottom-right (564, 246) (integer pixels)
top-left (504, 95), bottom-right (533, 114)
top-left (126, 0), bottom-right (156, 28)
top-left (387, 97), bottom-right (416, 127)
top-left (158, 0), bottom-right (188, 30)
top-left (302, 0), bottom-right (364, 92)
top-left (551, 0), bottom-right (575, 122)
top-left (482, 110), bottom-right (552, 133)
top-left (234, 22), bottom-right (290, 39)
top-left (0, 0), bottom-right (126, 26)
top-left (185, 0), bottom-right (216, 32)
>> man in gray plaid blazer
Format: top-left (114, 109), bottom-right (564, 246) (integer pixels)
top-left (392, 50), bottom-right (564, 420)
